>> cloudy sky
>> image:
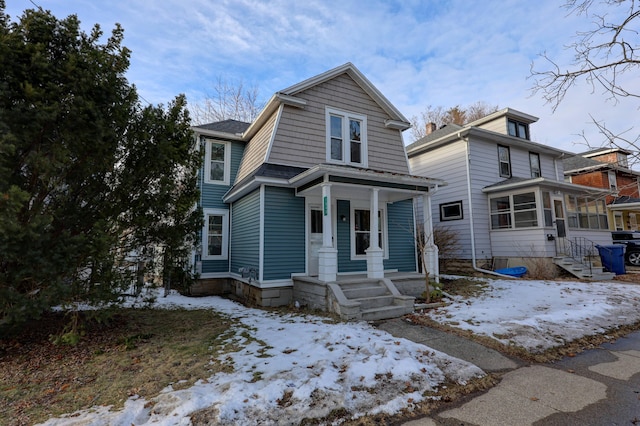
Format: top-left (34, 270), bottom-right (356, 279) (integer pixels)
top-left (4, 0), bottom-right (639, 151)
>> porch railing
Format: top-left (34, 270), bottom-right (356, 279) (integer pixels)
top-left (555, 237), bottom-right (602, 276)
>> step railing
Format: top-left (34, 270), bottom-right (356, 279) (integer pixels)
top-left (555, 237), bottom-right (602, 276)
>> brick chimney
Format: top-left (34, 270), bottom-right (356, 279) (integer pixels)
top-left (426, 122), bottom-right (437, 135)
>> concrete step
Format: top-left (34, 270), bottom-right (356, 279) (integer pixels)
top-left (355, 294), bottom-right (395, 310)
top-left (361, 304), bottom-right (412, 321)
top-left (342, 285), bottom-right (389, 299)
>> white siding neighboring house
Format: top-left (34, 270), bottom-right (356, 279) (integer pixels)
top-left (407, 108), bottom-right (613, 276)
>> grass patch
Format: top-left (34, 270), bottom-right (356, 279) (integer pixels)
top-left (440, 277), bottom-right (489, 298)
top-left (0, 308), bottom-right (241, 426)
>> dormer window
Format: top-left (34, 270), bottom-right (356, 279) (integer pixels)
top-left (508, 119), bottom-right (529, 140)
top-left (326, 107), bottom-right (367, 167)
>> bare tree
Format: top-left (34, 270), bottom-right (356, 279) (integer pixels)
top-left (531, 0), bottom-right (640, 162)
top-left (410, 101), bottom-right (499, 141)
top-left (531, 0), bottom-right (640, 112)
top-left (191, 76), bottom-right (264, 125)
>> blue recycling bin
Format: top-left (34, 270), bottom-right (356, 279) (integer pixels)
top-left (596, 244), bottom-right (626, 275)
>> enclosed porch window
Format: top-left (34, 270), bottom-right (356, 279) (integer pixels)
top-left (564, 195), bottom-right (608, 230)
top-left (490, 192), bottom-right (538, 229)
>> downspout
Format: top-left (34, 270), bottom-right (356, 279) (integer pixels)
top-left (462, 133), bottom-right (513, 279)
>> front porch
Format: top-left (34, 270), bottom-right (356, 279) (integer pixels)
top-left (293, 271), bottom-right (427, 321)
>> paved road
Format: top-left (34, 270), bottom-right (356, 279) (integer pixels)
top-left (380, 321), bottom-right (640, 426)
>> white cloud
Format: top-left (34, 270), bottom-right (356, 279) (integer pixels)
top-left (5, 0), bottom-right (637, 153)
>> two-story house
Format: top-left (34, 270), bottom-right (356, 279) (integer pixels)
top-left (406, 108), bottom-right (613, 279)
top-left (564, 147), bottom-right (640, 231)
top-left (190, 63), bottom-right (443, 320)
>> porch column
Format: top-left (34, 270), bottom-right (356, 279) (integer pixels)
top-left (318, 182), bottom-right (337, 282)
top-left (422, 193), bottom-right (439, 283)
top-left (366, 188), bottom-right (384, 278)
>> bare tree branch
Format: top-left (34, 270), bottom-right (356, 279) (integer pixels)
top-left (190, 76), bottom-right (264, 125)
top-left (531, 0), bottom-right (640, 111)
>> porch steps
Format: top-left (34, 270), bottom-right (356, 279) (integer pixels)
top-left (327, 278), bottom-right (414, 321)
top-left (553, 257), bottom-right (615, 281)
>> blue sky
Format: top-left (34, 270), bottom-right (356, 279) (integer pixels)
top-left (5, 0), bottom-right (638, 152)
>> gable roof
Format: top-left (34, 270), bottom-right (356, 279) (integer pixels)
top-left (405, 124), bottom-right (463, 152)
top-left (243, 63), bottom-right (411, 139)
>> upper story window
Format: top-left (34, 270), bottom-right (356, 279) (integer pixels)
top-left (529, 152), bottom-right (541, 178)
top-left (608, 170), bottom-right (618, 190)
top-left (204, 138), bottom-right (231, 185)
top-left (498, 145), bottom-right (511, 178)
top-left (617, 152), bottom-right (628, 168)
top-left (507, 119), bottom-right (529, 140)
top-left (326, 107), bottom-right (367, 167)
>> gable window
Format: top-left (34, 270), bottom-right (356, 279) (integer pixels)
top-left (440, 201), bottom-right (463, 221)
top-left (326, 107), bottom-right (367, 167)
top-left (498, 145), bottom-right (511, 178)
top-left (351, 207), bottom-right (387, 258)
top-left (508, 119), bottom-right (529, 140)
top-left (204, 138), bottom-right (231, 185)
top-left (490, 192), bottom-right (538, 230)
top-left (529, 152), bottom-right (541, 178)
top-left (202, 208), bottom-right (229, 259)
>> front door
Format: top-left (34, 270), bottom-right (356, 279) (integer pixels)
top-left (308, 208), bottom-right (323, 276)
top-left (553, 199), bottom-right (567, 238)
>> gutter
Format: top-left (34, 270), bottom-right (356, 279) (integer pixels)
top-left (461, 133), bottom-right (514, 279)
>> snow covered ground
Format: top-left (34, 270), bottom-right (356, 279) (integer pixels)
top-left (424, 277), bottom-right (640, 353)
top-left (39, 277), bottom-right (640, 425)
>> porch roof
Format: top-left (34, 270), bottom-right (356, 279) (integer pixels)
top-left (608, 196), bottom-right (640, 211)
top-left (482, 176), bottom-right (611, 196)
top-left (224, 162), bottom-right (445, 203)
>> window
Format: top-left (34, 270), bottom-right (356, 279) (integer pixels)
top-left (326, 108), bottom-right (367, 167)
top-left (617, 152), bottom-right (628, 168)
top-left (204, 139), bottom-right (231, 185)
top-left (513, 193), bottom-right (538, 228)
top-left (498, 145), bottom-right (511, 178)
top-left (542, 192), bottom-right (553, 227)
top-left (507, 119), bottom-right (529, 139)
top-left (440, 201), bottom-right (463, 221)
top-left (608, 170), bottom-right (617, 190)
top-left (529, 152), bottom-right (541, 178)
top-left (202, 209), bottom-right (229, 259)
top-left (564, 195), bottom-right (608, 230)
top-left (351, 207), bottom-right (386, 258)
top-left (490, 192), bottom-right (538, 230)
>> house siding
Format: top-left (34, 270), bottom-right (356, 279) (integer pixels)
top-left (235, 111), bottom-right (278, 183)
top-left (476, 117), bottom-right (506, 135)
top-left (385, 199), bottom-right (417, 271)
top-left (230, 189), bottom-right (261, 276)
top-left (409, 139), bottom-right (473, 259)
top-left (263, 186), bottom-right (305, 280)
top-left (489, 229), bottom-right (556, 257)
top-left (268, 74), bottom-right (410, 174)
top-left (200, 141), bottom-right (245, 208)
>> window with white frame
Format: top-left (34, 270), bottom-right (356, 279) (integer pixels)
top-left (440, 200), bottom-right (463, 221)
top-left (326, 108), bottom-right (367, 167)
top-left (351, 207), bottom-right (387, 258)
top-left (202, 209), bottom-right (229, 259)
top-left (490, 192), bottom-right (538, 230)
top-left (498, 145), bottom-right (511, 178)
top-left (529, 152), bottom-right (541, 178)
top-left (204, 139), bottom-right (231, 185)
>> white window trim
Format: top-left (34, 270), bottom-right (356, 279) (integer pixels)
top-left (349, 201), bottom-right (388, 260)
top-left (204, 139), bottom-right (231, 185)
top-left (325, 107), bottom-right (368, 167)
top-left (202, 208), bottom-right (229, 260)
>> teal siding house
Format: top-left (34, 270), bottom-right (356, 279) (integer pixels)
top-left (192, 63), bottom-right (443, 316)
